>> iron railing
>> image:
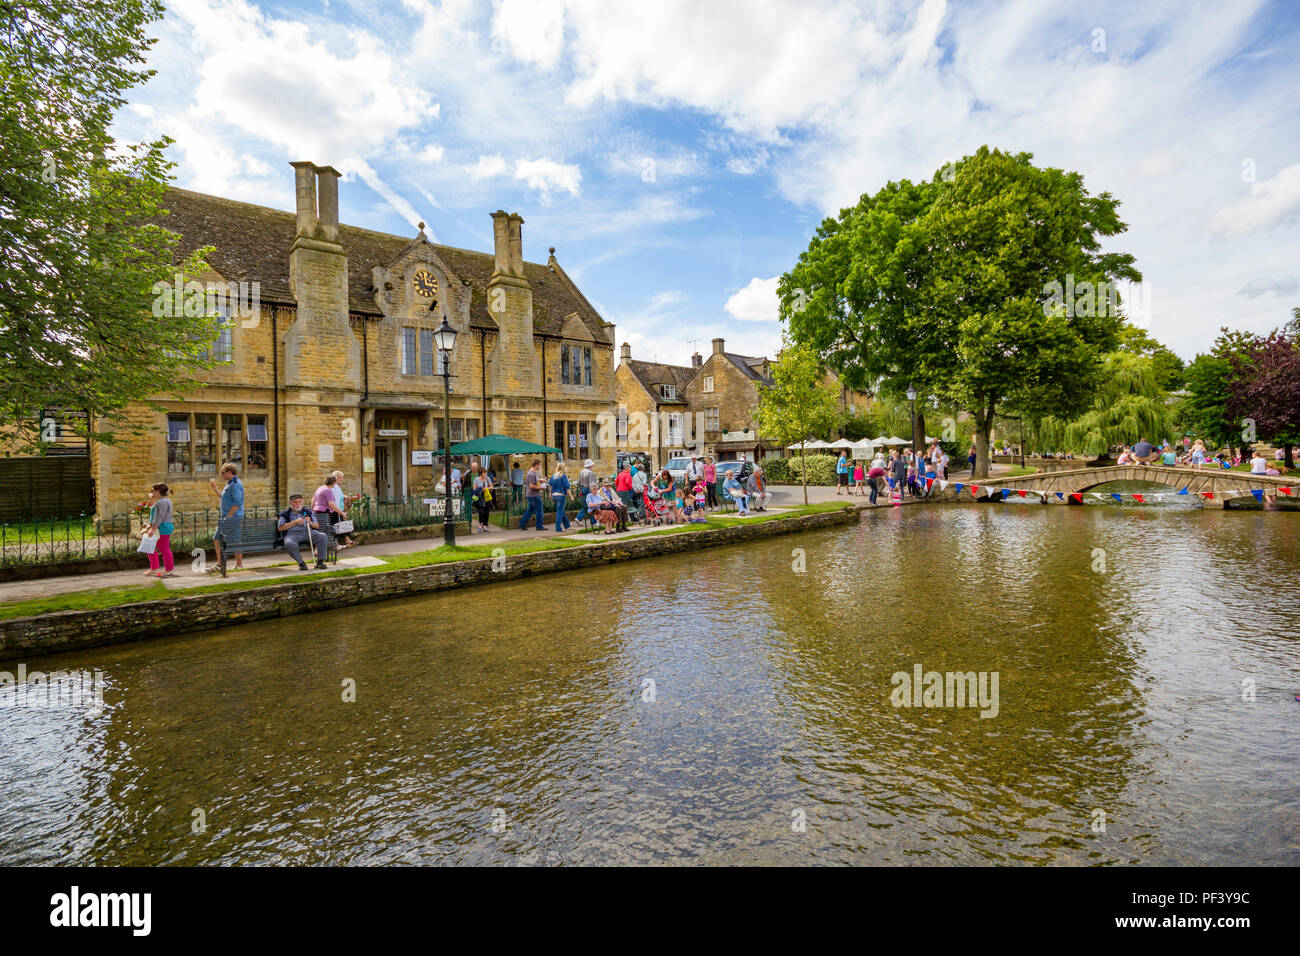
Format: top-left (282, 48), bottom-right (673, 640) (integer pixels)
top-left (0, 496), bottom-right (464, 568)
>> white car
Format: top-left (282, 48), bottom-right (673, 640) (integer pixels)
top-left (662, 456), bottom-right (694, 483)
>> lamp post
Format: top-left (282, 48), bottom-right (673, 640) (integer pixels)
top-left (905, 383), bottom-right (918, 457)
top-left (434, 317), bottom-right (458, 547)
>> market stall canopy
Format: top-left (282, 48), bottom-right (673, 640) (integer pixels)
top-left (787, 439), bottom-right (830, 449)
top-left (882, 436), bottom-right (909, 445)
top-left (436, 434), bottom-right (563, 456)
top-left (826, 438), bottom-right (855, 448)
top-left (849, 439), bottom-right (877, 454)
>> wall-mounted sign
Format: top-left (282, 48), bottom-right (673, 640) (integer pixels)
top-left (317, 444), bottom-right (334, 463)
top-left (411, 450), bottom-right (433, 466)
top-left (363, 457), bottom-right (375, 473)
top-left (423, 498), bottom-right (464, 517)
top-left (377, 428), bottom-right (408, 437)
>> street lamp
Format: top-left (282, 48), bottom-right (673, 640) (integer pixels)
top-left (905, 383), bottom-right (918, 455)
top-left (434, 316), bottom-right (458, 547)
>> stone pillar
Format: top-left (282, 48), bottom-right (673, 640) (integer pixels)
top-left (487, 210), bottom-right (538, 397)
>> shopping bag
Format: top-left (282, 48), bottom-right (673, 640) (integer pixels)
top-left (137, 534), bottom-right (159, 555)
top-left (332, 520), bottom-right (354, 534)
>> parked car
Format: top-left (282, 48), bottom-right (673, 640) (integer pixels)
top-left (714, 460), bottom-right (754, 485)
top-left (662, 456), bottom-right (693, 483)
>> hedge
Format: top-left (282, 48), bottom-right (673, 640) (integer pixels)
top-left (787, 453), bottom-right (839, 486)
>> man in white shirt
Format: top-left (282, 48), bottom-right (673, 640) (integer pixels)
top-left (1250, 451), bottom-right (1268, 474)
top-left (685, 455), bottom-right (703, 486)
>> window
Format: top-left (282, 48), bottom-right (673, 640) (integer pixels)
top-left (583, 348), bottom-right (592, 386)
top-left (706, 407), bottom-right (720, 431)
top-left (703, 375), bottom-right (714, 393)
top-left (420, 329), bottom-right (435, 376)
top-left (450, 419), bottom-right (464, 443)
top-left (666, 412), bottom-right (683, 445)
top-left (660, 384), bottom-right (676, 400)
top-left (194, 414), bottom-right (217, 474)
top-left (165, 412), bottom-right (269, 475)
top-left (617, 405), bottom-right (628, 439)
top-left (202, 307), bottom-right (234, 363)
top-left (247, 416), bottom-right (268, 471)
top-left (401, 328), bottom-right (418, 375)
top-left (465, 418), bottom-right (480, 441)
top-left (167, 415), bottom-right (190, 474)
top-left (221, 417), bottom-right (242, 467)
top-left (561, 346), bottom-right (571, 385)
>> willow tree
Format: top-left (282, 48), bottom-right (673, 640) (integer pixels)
top-left (1037, 352), bottom-right (1171, 455)
top-left (756, 342), bottom-right (839, 505)
top-left (780, 146), bottom-right (1140, 478)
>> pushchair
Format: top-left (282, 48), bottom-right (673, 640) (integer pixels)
top-left (642, 488), bottom-right (673, 526)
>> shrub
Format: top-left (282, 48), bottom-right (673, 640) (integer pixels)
top-left (787, 453), bottom-right (838, 485)
top-left (761, 457), bottom-right (793, 483)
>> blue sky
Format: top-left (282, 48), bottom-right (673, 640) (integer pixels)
top-left (116, 0), bottom-right (1300, 367)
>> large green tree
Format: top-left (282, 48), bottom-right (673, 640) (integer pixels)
top-left (780, 146), bottom-right (1140, 478)
top-left (756, 341), bottom-right (839, 505)
top-left (1, 0), bottom-right (216, 455)
top-left (1116, 324), bottom-right (1185, 391)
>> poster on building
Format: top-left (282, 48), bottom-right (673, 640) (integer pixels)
top-left (411, 450), bottom-right (433, 466)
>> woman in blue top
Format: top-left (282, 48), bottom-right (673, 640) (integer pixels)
top-left (549, 463), bottom-right (572, 531)
top-left (143, 482), bottom-right (175, 577)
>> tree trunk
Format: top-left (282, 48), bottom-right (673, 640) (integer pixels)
top-left (973, 404), bottom-right (996, 479)
top-left (915, 410), bottom-right (927, 454)
top-left (800, 442), bottom-right (808, 506)
top-left (1284, 443), bottom-right (1295, 470)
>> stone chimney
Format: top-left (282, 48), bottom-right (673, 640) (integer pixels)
top-left (290, 162), bottom-right (341, 240)
top-left (291, 161), bottom-right (318, 235)
top-left (508, 213), bottom-right (524, 276)
top-left (691, 351), bottom-right (702, 368)
top-left (491, 210), bottom-right (525, 278)
top-left (620, 342), bottom-right (632, 363)
top-left (712, 337), bottom-right (726, 355)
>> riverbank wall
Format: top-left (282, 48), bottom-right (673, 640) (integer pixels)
top-left (0, 504), bottom-right (869, 663)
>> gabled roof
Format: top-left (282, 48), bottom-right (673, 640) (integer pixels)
top-left (154, 187), bottom-right (612, 341)
top-left (723, 352), bottom-right (773, 385)
top-left (624, 359), bottom-right (696, 401)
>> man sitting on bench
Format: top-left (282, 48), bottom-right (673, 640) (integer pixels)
top-left (278, 493), bottom-right (330, 570)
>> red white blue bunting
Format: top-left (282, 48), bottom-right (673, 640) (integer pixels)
top-left (908, 477), bottom-right (1295, 503)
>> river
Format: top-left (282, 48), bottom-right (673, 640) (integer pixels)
top-left (1, 498), bottom-right (1297, 865)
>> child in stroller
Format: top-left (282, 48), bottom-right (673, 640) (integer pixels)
top-left (642, 486), bottom-right (673, 525)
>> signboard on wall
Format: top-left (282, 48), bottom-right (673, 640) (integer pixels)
top-left (363, 457), bottom-right (375, 473)
top-left (411, 450), bottom-right (433, 466)
top-left (378, 429), bottom-right (408, 437)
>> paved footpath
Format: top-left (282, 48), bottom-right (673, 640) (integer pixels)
top-left (0, 470), bottom-right (1003, 607)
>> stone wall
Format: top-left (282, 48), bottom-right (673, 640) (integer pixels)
top-left (0, 506), bottom-right (859, 662)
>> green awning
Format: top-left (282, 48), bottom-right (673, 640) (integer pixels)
top-left (448, 434), bottom-right (563, 456)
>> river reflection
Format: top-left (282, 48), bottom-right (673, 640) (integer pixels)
top-left (1, 504), bottom-right (1296, 865)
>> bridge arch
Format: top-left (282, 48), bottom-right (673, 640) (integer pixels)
top-left (949, 466), bottom-right (1294, 507)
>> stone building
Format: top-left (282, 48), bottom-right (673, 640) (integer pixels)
top-left (86, 161), bottom-right (616, 517)
top-left (613, 336), bottom-right (872, 465)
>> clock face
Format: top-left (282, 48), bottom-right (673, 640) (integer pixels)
top-left (412, 269), bottom-right (438, 299)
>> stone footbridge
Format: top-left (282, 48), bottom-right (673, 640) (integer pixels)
top-left (940, 466), bottom-right (1295, 508)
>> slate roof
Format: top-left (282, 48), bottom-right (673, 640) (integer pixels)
top-left (724, 352), bottom-right (773, 385)
top-left (154, 187), bottom-right (612, 341)
top-left (625, 359), bottom-right (696, 401)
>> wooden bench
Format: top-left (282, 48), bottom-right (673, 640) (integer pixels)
top-left (217, 516), bottom-right (338, 577)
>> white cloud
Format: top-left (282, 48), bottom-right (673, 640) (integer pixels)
top-left (1238, 276), bottom-right (1299, 298)
top-left (724, 276), bottom-right (780, 322)
top-left (491, 0), bottom-right (567, 68)
top-left (467, 154), bottom-right (509, 179)
top-left (513, 157), bottom-right (581, 201)
top-left (1210, 163), bottom-right (1300, 239)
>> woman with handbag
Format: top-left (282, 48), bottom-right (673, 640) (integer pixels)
top-left (330, 471), bottom-right (357, 547)
top-left (471, 464), bottom-right (494, 532)
top-left (141, 482), bottom-right (176, 578)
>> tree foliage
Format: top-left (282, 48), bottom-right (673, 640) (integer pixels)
top-left (780, 146), bottom-right (1140, 477)
top-left (756, 341), bottom-right (839, 505)
top-left (1226, 329), bottom-right (1300, 467)
top-left (1116, 324), bottom-right (1185, 391)
top-left (1037, 352), bottom-right (1172, 455)
top-left (1, 0), bottom-right (217, 455)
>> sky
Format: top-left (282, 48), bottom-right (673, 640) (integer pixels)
top-left (115, 0), bottom-right (1300, 369)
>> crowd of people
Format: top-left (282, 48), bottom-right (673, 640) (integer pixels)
top-left (1109, 437), bottom-right (1287, 474)
top-left (514, 454), bottom-right (772, 534)
top-left (836, 443), bottom-right (951, 504)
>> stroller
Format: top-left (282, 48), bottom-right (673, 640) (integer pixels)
top-left (642, 487), bottom-right (673, 526)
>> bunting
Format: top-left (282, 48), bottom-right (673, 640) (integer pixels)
top-left (934, 483), bottom-right (1295, 505)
